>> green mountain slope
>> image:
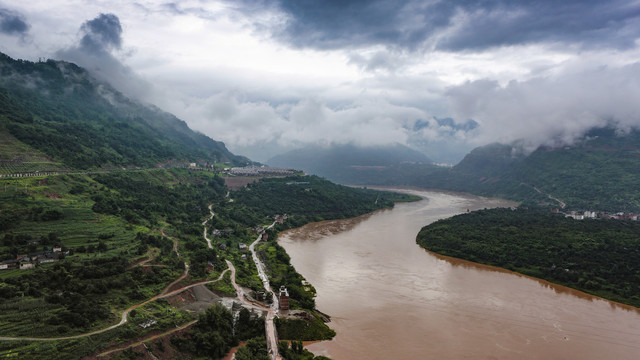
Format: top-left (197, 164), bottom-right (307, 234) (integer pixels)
top-left (0, 52), bottom-right (248, 170)
top-left (507, 128), bottom-right (640, 211)
top-left (453, 142), bottom-right (525, 176)
top-left (421, 128), bottom-right (640, 211)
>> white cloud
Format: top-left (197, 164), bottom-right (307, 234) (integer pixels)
top-left (3, 0), bottom-right (640, 163)
top-left (447, 63), bottom-right (640, 149)
top-left (165, 91), bottom-right (288, 148)
top-left (282, 98), bottom-right (424, 146)
top-left (157, 89), bottom-right (433, 160)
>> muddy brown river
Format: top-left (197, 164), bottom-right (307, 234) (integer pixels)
top-left (278, 190), bottom-right (640, 360)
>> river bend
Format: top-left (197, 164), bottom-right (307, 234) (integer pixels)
top-left (279, 190), bottom-right (640, 360)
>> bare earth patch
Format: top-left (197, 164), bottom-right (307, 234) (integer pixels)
top-left (223, 176), bottom-right (260, 190)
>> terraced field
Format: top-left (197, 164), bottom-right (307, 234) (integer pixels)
top-left (0, 131), bottom-right (66, 175)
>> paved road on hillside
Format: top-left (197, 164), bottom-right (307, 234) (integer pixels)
top-left (1, 203), bottom-right (284, 360)
top-left (0, 225), bottom-right (223, 341)
top-left (249, 222), bottom-right (282, 360)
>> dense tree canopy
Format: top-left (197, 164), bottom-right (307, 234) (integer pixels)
top-left (0, 52), bottom-right (246, 170)
top-left (417, 208), bottom-right (640, 307)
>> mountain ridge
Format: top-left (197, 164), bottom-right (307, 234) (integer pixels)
top-left (422, 127), bottom-right (640, 211)
top-left (0, 52), bottom-right (249, 171)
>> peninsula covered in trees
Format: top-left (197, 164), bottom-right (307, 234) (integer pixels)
top-left (417, 208), bottom-right (640, 307)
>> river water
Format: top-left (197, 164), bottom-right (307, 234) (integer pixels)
top-left (278, 189), bottom-right (640, 360)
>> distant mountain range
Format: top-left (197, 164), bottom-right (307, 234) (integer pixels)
top-left (268, 128), bottom-right (640, 212)
top-left (267, 143), bottom-right (433, 184)
top-left (420, 127), bottom-right (638, 211)
top-left (0, 52), bottom-right (248, 170)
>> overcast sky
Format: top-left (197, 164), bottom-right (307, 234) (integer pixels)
top-left (2, 0), bottom-right (640, 163)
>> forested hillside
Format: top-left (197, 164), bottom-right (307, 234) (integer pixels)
top-left (426, 128), bottom-right (640, 212)
top-left (228, 175), bottom-right (418, 226)
top-left (0, 52), bottom-right (247, 170)
top-left (0, 169), bottom-right (223, 358)
top-left (505, 128), bottom-right (640, 211)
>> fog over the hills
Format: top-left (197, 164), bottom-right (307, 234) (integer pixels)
top-left (2, 0), bottom-right (640, 163)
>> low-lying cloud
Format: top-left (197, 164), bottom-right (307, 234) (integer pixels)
top-left (163, 91), bottom-right (438, 161)
top-left (56, 13), bottom-right (151, 101)
top-left (447, 62), bottom-right (640, 150)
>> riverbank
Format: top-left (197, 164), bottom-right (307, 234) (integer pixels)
top-left (417, 207), bottom-right (640, 308)
top-left (278, 189), bottom-right (640, 360)
top-left (425, 250), bottom-right (640, 313)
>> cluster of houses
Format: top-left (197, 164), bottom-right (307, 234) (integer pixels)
top-left (250, 215), bottom-right (286, 234)
top-left (0, 247), bottom-right (66, 270)
top-left (155, 159), bottom-right (227, 169)
top-left (251, 226), bottom-right (264, 235)
top-left (231, 215), bottom-right (289, 262)
top-left (227, 166), bottom-right (297, 176)
top-left (552, 209), bottom-right (640, 221)
top-left (227, 215), bottom-right (288, 252)
top-left (285, 181), bottom-right (310, 185)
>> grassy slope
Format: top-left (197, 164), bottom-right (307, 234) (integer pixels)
top-left (0, 174), bottom-right (144, 260)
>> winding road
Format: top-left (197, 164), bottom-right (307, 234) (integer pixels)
top-left (532, 185), bottom-right (567, 208)
top-left (249, 222), bottom-right (282, 360)
top-left (202, 204), bottom-right (215, 249)
top-left (0, 225), bottom-right (220, 342)
top-left (0, 267), bottom-right (230, 342)
top-left (202, 204), bottom-right (281, 359)
top-left (1, 204), bottom-right (284, 360)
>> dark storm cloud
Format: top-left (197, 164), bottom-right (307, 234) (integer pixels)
top-left (438, 1), bottom-right (640, 51)
top-left (251, 0), bottom-right (640, 51)
top-left (79, 13), bottom-right (123, 54)
top-left (0, 8), bottom-right (29, 35)
top-left (273, 0), bottom-right (437, 50)
top-left (56, 13), bottom-right (150, 101)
